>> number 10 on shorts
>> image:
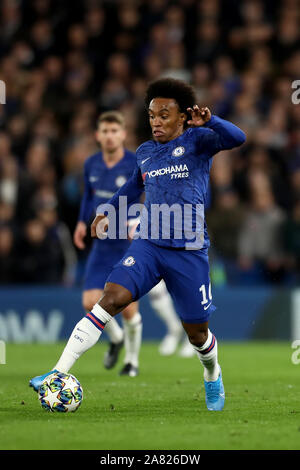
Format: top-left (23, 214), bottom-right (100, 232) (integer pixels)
top-left (199, 283), bottom-right (212, 310)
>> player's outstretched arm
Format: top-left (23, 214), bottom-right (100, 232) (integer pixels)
top-left (204, 115), bottom-right (246, 150)
top-left (187, 105), bottom-right (246, 154)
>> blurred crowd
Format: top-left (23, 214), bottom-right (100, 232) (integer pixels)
top-left (0, 0), bottom-right (299, 286)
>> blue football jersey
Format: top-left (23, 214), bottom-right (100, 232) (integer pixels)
top-left (79, 149), bottom-right (138, 248)
top-left (97, 116), bottom-right (246, 250)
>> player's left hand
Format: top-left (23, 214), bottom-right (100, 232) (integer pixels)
top-left (127, 217), bottom-right (140, 241)
top-left (187, 105), bottom-right (211, 127)
top-left (91, 214), bottom-right (109, 239)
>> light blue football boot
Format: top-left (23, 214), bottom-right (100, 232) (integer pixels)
top-left (29, 369), bottom-right (58, 392)
top-left (204, 369), bottom-right (225, 411)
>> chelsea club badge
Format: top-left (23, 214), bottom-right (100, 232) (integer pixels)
top-left (172, 146), bottom-right (185, 157)
top-left (123, 256), bottom-right (136, 267)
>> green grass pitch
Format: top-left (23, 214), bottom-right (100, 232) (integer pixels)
top-left (0, 341), bottom-right (299, 450)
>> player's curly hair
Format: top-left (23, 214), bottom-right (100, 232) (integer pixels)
top-left (145, 78), bottom-right (197, 128)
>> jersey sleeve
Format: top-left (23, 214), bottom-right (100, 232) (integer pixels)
top-left (96, 163), bottom-right (144, 215)
top-left (194, 115), bottom-right (246, 159)
top-left (78, 161), bottom-right (94, 223)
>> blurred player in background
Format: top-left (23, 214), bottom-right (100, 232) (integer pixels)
top-left (30, 78), bottom-right (245, 411)
top-left (73, 110), bottom-right (141, 376)
top-left (73, 111), bottom-right (192, 377)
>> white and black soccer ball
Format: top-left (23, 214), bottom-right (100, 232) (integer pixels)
top-left (38, 372), bottom-right (83, 413)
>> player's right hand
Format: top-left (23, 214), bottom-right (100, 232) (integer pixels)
top-left (91, 214), bottom-right (109, 239)
top-left (187, 105), bottom-right (211, 127)
top-left (73, 221), bottom-right (87, 250)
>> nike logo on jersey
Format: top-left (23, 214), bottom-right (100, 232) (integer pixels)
top-left (89, 176), bottom-right (98, 182)
top-left (141, 157), bottom-right (151, 164)
top-left (203, 302), bottom-right (212, 311)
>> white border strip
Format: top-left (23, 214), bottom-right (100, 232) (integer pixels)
top-left (0, 340), bottom-right (6, 364)
top-left (291, 289), bottom-right (300, 341)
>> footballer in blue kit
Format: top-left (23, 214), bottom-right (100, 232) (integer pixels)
top-left (30, 78), bottom-right (246, 411)
top-left (73, 111), bottom-right (142, 376)
top-left (78, 141), bottom-right (135, 292)
top-left (80, 149), bottom-right (135, 289)
top-left (72, 111), bottom-right (192, 375)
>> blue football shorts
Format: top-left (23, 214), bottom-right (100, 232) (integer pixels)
top-left (106, 238), bottom-right (216, 324)
top-left (83, 239), bottom-right (130, 291)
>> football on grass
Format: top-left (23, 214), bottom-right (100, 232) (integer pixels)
top-left (38, 372), bottom-right (83, 412)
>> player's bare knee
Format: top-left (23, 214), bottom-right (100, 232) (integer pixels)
top-left (182, 322), bottom-right (209, 347)
top-left (99, 284), bottom-right (132, 316)
top-left (187, 331), bottom-right (208, 348)
top-left (122, 301), bottom-right (138, 320)
top-left (98, 293), bottom-right (121, 316)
